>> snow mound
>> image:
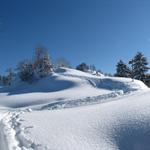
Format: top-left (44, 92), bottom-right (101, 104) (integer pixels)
top-left (89, 77), bottom-right (148, 92)
top-left (0, 67), bottom-right (149, 150)
top-left (0, 67), bottom-right (148, 109)
top-left (0, 75), bottom-right (76, 95)
top-left (20, 90), bottom-right (150, 150)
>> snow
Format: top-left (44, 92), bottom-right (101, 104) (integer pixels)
top-left (0, 67), bottom-right (149, 150)
top-left (0, 67), bottom-right (147, 109)
top-left (19, 90), bottom-right (150, 150)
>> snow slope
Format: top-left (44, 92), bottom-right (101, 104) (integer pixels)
top-left (0, 67), bottom-right (147, 109)
top-left (0, 67), bottom-right (149, 150)
top-left (19, 90), bottom-right (150, 150)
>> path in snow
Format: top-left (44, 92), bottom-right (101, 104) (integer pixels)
top-left (0, 112), bottom-right (9, 150)
top-left (39, 89), bottom-right (139, 110)
top-left (20, 89), bottom-right (150, 150)
top-left (0, 111), bottom-right (44, 150)
top-left (0, 112), bottom-right (22, 150)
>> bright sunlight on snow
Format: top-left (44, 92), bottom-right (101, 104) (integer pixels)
top-left (0, 68), bottom-right (150, 150)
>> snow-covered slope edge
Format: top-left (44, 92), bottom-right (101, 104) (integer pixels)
top-left (0, 67), bottom-right (148, 109)
top-left (0, 67), bottom-right (149, 150)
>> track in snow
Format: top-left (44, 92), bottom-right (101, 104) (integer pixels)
top-left (0, 113), bottom-right (9, 150)
top-left (40, 90), bottom-right (131, 110)
top-left (0, 111), bottom-right (44, 150)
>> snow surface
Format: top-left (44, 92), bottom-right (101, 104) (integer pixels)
top-left (0, 67), bottom-right (149, 150)
top-left (20, 90), bottom-right (150, 150)
top-left (0, 67), bottom-right (147, 109)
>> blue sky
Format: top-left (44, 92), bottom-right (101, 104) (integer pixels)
top-left (1, 0), bottom-right (150, 74)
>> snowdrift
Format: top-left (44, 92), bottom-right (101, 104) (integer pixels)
top-left (0, 67), bottom-right (148, 108)
top-left (20, 90), bottom-right (150, 150)
top-left (0, 67), bottom-right (149, 150)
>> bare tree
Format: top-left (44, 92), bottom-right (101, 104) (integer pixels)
top-left (34, 46), bottom-right (53, 78)
top-left (55, 57), bottom-right (71, 68)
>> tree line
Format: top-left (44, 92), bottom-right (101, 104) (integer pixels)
top-left (0, 46), bottom-right (53, 85)
top-left (0, 48), bottom-right (149, 86)
top-left (0, 46), bottom-right (100, 86)
top-left (115, 52), bottom-right (149, 83)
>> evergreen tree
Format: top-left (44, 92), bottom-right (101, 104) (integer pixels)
top-left (115, 60), bottom-right (131, 77)
top-left (76, 63), bottom-right (89, 72)
top-left (89, 65), bottom-right (96, 72)
top-left (131, 52), bottom-right (149, 82)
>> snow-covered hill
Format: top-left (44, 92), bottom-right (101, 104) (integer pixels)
top-left (0, 67), bottom-right (147, 109)
top-left (0, 67), bottom-right (149, 150)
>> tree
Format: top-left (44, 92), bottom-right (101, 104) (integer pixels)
top-left (131, 52), bottom-right (149, 82)
top-left (129, 59), bottom-right (135, 81)
top-left (34, 46), bottom-right (47, 63)
top-left (17, 60), bottom-right (34, 83)
top-left (55, 57), bottom-right (71, 68)
top-left (89, 65), bottom-right (96, 72)
top-left (115, 60), bottom-right (131, 77)
top-left (76, 63), bottom-right (89, 72)
top-left (2, 76), bottom-right (9, 86)
top-left (34, 46), bottom-right (53, 78)
top-left (0, 68), bottom-right (15, 86)
top-left (6, 68), bottom-right (15, 85)
top-left (0, 75), bottom-right (2, 83)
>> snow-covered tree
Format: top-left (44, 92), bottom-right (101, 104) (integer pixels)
top-left (17, 60), bottom-right (34, 83)
top-left (0, 68), bottom-right (15, 86)
top-left (76, 63), bottom-right (89, 72)
top-left (34, 46), bottom-right (53, 78)
top-left (2, 76), bottom-right (9, 86)
top-left (115, 60), bottom-right (131, 77)
top-left (131, 52), bottom-right (149, 82)
top-left (6, 68), bottom-right (15, 85)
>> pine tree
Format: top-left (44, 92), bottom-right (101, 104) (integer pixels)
top-left (115, 60), bottom-right (131, 77)
top-left (131, 52), bottom-right (149, 82)
top-left (89, 65), bottom-right (96, 72)
top-left (76, 63), bottom-right (89, 72)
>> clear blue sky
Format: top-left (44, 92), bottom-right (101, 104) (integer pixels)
top-left (1, 0), bottom-right (150, 74)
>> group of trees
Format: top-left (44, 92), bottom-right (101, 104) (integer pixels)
top-left (75, 63), bottom-right (107, 76)
top-left (0, 48), bottom-right (149, 86)
top-left (17, 47), bottom-right (53, 82)
top-left (0, 46), bottom-right (75, 86)
top-left (76, 63), bottom-right (90, 72)
top-left (17, 46), bottom-right (53, 83)
top-left (0, 46), bottom-right (53, 85)
top-left (76, 63), bottom-right (101, 74)
top-left (115, 52), bottom-right (149, 83)
top-left (55, 57), bottom-right (71, 68)
top-left (0, 68), bottom-right (15, 85)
